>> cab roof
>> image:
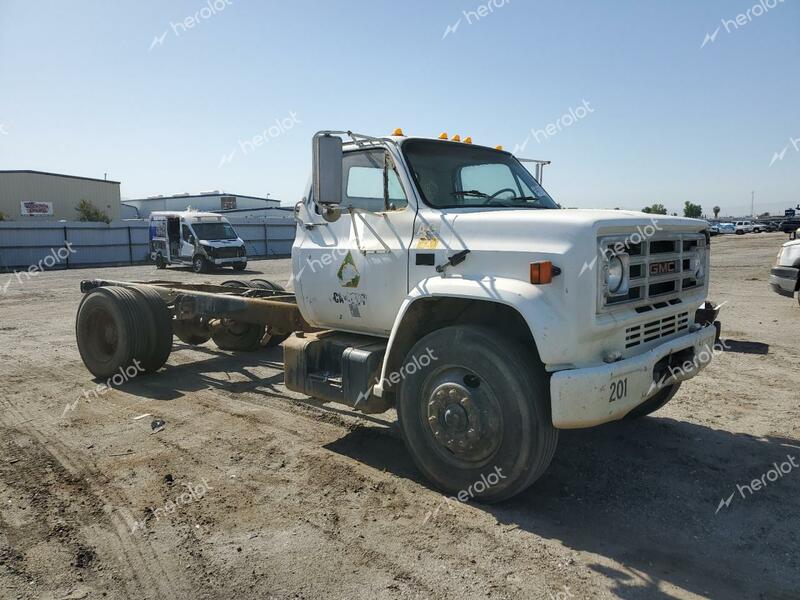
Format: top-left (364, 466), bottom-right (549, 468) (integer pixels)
top-left (150, 210), bottom-right (229, 220)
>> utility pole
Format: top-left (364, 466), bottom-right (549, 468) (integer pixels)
top-left (751, 190), bottom-right (755, 218)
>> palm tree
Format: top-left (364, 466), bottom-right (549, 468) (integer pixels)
top-left (713, 206), bottom-right (720, 219)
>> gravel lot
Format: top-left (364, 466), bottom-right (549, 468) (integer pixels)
top-left (1, 233), bottom-right (799, 600)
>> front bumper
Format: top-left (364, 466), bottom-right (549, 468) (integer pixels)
top-left (550, 324), bottom-right (717, 428)
top-left (211, 257), bottom-right (246, 266)
top-left (769, 266), bottom-right (798, 298)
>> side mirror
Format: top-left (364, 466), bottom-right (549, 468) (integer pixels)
top-left (188, 234), bottom-right (195, 244)
top-left (312, 133), bottom-right (343, 206)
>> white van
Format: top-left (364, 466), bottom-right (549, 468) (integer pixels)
top-left (734, 221), bottom-right (754, 235)
top-left (149, 211), bottom-right (247, 273)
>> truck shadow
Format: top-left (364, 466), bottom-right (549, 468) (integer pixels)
top-left (120, 344), bottom-right (394, 427)
top-left (115, 346), bottom-right (799, 598)
top-left (325, 418), bottom-right (800, 599)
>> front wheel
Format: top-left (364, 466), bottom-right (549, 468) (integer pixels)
top-left (155, 254), bottom-right (166, 269)
top-left (192, 255), bottom-right (208, 274)
top-left (625, 383), bottom-right (682, 419)
top-left (396, 325), bottom-right (557, 503)
top-left (232, 262), bottom-right (247, 271)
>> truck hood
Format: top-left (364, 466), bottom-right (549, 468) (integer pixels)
top-left (782, 238), bottom-right (800, 249)
top-left (433, 209), bottom-right (706, 253)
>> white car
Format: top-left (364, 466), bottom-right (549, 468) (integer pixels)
top-left (734, 221), bottom-right (754, 235)
top-left (770, 239), bottom-right (800, 305)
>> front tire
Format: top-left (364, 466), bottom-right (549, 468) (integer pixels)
top-left (155, 254), bottom-right (166, 269)
top-left (396, 325), bottom-right (557, 503)
top-left (232, 262), bottom-right (247, 271)
top-left (625, 383), bottom-right (682, 419)
top-left (192, 255), bottom-right (208, 274)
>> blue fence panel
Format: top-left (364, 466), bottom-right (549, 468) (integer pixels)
top-left (0, 219), bottom-right (295, 271)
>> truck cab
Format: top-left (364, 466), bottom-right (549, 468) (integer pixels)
top-left (149, 210), bottom-right (247, 273)
top-left (287, 129), bottom-right (719, 500)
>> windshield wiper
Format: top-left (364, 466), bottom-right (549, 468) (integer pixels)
top-left (451, 190), bottom-right (491, 199)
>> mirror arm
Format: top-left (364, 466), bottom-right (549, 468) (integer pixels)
top-left (383, 153), bottom-right (391, 212)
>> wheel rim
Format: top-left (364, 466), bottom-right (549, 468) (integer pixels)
top-left (193, 258), bottom-right (202, 272)
top-left (84, 307), bottom-right (118, 364)
top-left (422, 366), bottom-right (503, 465)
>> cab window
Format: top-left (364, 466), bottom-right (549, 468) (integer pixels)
top-left (182, 224), bottom-right (193, 242)
top-left (342, 150), bottom-right (407, 211)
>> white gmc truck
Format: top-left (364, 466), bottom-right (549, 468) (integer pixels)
top-left (75, 129), bottom-right (720, 502)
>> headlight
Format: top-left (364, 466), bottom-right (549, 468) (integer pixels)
top-left (694, 260), bottom-right (704, 280)
top-left (607, 256), bottom-right (624, 292)
top-left (604, 253), bottom-right (629, 296)
top-left (694, 252), bottom-right (706, 279)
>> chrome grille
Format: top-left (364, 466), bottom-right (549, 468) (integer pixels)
top-left (625, 311), bottom-right (690, 349)
top-left (214, 247), bottom-right (241, 259)
top-left (598, 232), bottom-right (707, 311)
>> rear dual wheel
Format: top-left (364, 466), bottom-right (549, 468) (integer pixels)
top-left (212, 280), bottom-right (289, 350)
top-left (76, 287), bottom-right (173, 378)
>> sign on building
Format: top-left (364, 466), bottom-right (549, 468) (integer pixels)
top-left (20, 201), bottom-right (54, 216)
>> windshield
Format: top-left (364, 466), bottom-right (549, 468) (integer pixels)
top-left (192, 221), bottom-right (238, 241)
top-left (402, 139), bottom-right (559, 209)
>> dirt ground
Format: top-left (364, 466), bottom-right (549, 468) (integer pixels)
top-left (1, 233), bottom-right (799, 600)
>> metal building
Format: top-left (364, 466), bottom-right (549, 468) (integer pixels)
top-left (122, 191), bottom-right (279, 218)
top-left (0, 170), bottom-right (121, 221)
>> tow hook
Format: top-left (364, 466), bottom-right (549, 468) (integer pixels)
top-left (695, 300), bottom-right (722, 343)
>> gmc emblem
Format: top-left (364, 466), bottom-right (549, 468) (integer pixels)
top-left (650, 260), bottom-right (677, 276)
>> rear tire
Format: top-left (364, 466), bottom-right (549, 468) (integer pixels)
top-left (173, 318), bottom-right (212, 345)
top-left (248, 280), bottom-right (290, 346)
top-left (625, 383), bottom-right (682, 419)
top-left (76, 287), bottom-right (151, 379)
top-left (212, 281), bottom-right (268, 351)
top-left (232, 262), bottom-right (247, 271)
top-left (130, 287), bottom-right (172, 373)
top-left (396, 325), bottom-right (557, 503)
top-left (211, 320), bottom-right (264, 351)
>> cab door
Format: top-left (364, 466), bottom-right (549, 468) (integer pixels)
top-left (293, 146), bottom-right (416, 335)
top-left (179, 222), bottom-right (195, 261)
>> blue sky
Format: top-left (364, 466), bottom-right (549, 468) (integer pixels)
top-left (1, 0), bottom-right (797, 217)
